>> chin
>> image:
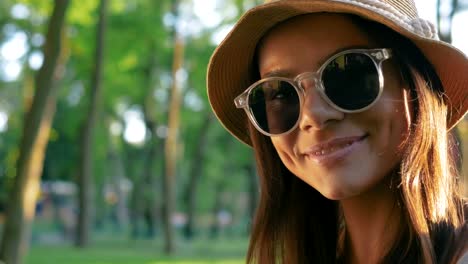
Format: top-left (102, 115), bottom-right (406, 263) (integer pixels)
top-left (317, 187), bottom-right (350, 201)
top-left (315, 181), bottom-right (368, 200)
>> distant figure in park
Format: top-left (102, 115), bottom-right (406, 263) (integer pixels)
top-left (207, 0), bottom-right (468, 263)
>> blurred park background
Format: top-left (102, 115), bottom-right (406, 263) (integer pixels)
top-left (0, 0), bottom-right (466, 264)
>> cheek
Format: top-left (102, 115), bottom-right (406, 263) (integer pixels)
top-left (369, 88), bottom-right (412, 154)
top-left (382, 63), bottom-right (413, 132)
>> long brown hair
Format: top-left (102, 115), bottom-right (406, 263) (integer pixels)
top-left (245, 15), bottom-right (467, 264)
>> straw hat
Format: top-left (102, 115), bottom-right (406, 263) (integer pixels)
top-left (207, 0), bottom-right (468, 146)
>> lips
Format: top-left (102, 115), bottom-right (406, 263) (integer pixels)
top-left (302, 135), bottom-right (367, 164)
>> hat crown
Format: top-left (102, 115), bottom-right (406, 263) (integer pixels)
top-left (385, 0), bottom-right (418, 17)
top-left (263, 0), bottom-right (438, 39)
top-left (265, 0), bottom-right (419, 18)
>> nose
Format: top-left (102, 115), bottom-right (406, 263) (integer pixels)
top-left (298, 79), bottom-right (344, 131)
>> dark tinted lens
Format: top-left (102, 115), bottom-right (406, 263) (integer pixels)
top-left (248, 80), bottom-right (300, 135)
top-left (322, 53), bottom-right (379, 110)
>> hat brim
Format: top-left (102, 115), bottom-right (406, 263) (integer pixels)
top-left (207, 0), bottom-right (468, 146)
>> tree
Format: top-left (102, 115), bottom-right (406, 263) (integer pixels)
top-left (0, 1), bottom-right (70, 263)
top-left (75, 0), bottom-right (108, 247)
top-left (163, 0), bottom-right (183, 254)
top-left (182, 115), bottom-right (212, 239)
top-left (140, 49), bottom-right (162, 239)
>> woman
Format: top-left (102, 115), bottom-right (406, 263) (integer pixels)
top-left (207, 0), bottom-right (468, 263)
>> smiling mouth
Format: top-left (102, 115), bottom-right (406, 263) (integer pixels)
top-left (302, 135), bottom-right (368, 164)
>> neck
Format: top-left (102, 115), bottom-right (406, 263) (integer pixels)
top-left (340, 179), bottom-right (402, 264)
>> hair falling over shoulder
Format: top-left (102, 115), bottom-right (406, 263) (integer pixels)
top-left (245, 16), bottom-right (467, 264)
top-left (246, 122), bottom-right (340, 263)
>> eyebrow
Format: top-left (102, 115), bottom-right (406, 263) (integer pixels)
top-left (263, 69), bottom-right (292, 78)
top-left (262, 44), bottom-right (372, 78)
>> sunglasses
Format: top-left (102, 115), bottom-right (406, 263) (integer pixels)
top-left (234, 48), bottom-right (392, 136)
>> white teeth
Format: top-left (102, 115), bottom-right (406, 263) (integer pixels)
top-left (314, 141), bottom-right (353, 156)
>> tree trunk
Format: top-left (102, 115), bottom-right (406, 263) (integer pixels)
top-left (141, 137), bottom-right (159, 238)
top-left (140, 46), bottom-right (162, 239)
top-left (0, 1), bottom-right (70, 263)
top-left (76, 0), bottom-right (108, 247)
top-left (163, 36), bottom-right (184, 254)
top-left (107, 144), bottom-right (129, 230)
top-left (129, 180), bottom-right (143, 239)
top-left (163, 0), bottom-right (183, 253)
top-left (124, 142), bottom-right (144, 239)
top-left (182, 115), bottom-right (211, 239)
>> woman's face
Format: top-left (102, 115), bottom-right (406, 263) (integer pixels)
top-left (257, 14), bottom-right (412, 200)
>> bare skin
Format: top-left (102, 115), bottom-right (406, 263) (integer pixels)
top-left (341, 178), bottom-right (402, 263)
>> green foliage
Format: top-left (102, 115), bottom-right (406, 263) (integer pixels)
top-left (13, 0), bottom-right (51, 16)
top-left (68, 0), bottom-right (99, 26)
top-left (1, 0), bottom-right (257, 254)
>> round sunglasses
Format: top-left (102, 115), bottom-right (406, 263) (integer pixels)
top-left (234, 48), bottom-right (392, 136)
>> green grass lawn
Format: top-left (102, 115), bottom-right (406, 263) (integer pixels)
top-left (26, 237), bottom-right (247, 264)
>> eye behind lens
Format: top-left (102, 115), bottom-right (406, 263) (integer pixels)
top-left (248, 80), bottom-right (301, 135)
top-left (322, 53), bottom-right (380, 111)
